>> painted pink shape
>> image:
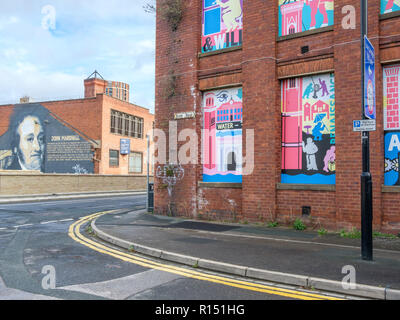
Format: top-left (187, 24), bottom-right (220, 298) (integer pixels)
top-left (306, 0), bottom-right (333, 28)
top-left (323, 146), bottom-right (336, 172)
top-left (386, 0), bottom-right (394, 11)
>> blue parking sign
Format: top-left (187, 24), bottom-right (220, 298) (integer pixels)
top-left (364, 36), bottom-right (376, 120)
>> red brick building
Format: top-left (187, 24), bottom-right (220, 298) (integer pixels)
top-left (0, 72), bottom-right (154, 176)
top-left (155, 0), bottom-right (400, 233)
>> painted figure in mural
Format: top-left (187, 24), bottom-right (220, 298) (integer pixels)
top-left (323, 146), bottom-right (336, 172)
top-left (214, 0), bottom-right (242, 32)
top-left (303, 83), bottom-right (314, 99)
top-left (306, 0), bottom-right (334, 30)
top-left (384, 0), bottom-right (400, 13)
top-left (6, 110), bottom-right (45, 171)
top-left (302, 137), bottom-right (318, 171)
top-left (312, 114), bottom-right (327, 141)
top-left (319, 78), bottom-right (329, 97)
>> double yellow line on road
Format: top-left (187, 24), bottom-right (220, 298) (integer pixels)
top-left (68, 211), bottom-right (343, 301)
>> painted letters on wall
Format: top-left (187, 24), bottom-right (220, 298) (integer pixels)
top-left (0, 104), bottom-right (94, 174)
top-left (381, 0), bottom-right (400, 14)
top-left (203, 87), bottom-right (243, 183)
top-left (278, 0), bottom-right (334, 37)
top-left (202, 0), bottom-right (243, 53)
top-left (281, 73), bottom-right (335, 184)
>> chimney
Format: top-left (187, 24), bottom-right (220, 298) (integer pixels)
top-left (84, 70), bottom-right (106, 98)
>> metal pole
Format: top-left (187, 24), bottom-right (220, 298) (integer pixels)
top-left (361, 0), bottom-right (373, 261)
top-left (146, 134), bottom-right (150, 212)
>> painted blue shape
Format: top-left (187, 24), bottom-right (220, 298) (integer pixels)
top-left (237, 88), bottom-right (243, 100)
top-left (203, 174), bottom-right (242, 183)
top-left (281, 174), bottom-right (336, 185)
top-left (204, 0), bottom-right (216, 8)
top-left (204, 8), bottom-right (221, 35)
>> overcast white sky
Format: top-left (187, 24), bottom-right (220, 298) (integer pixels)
top-left (0, 0), bottom-right (156, 113)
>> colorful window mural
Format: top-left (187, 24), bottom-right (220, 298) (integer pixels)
top-left (281, 73), bottom-right (335, 184)
top-left (202, 87), bottom-right (243, 183)
top-left (202, 0), bottom-right (243, 53)
top-left (383, 65), bottom-right (400, 185)
top-left (278, 0), bottom-right (334, 37)
top-left (381, 0), bottom-right (400, 14)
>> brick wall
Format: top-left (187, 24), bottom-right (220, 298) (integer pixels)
top-left (0, 172), bottom-right (152, 195)
top-left (155, 0), bottom-right (400, 233)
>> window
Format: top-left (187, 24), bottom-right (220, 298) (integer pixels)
top-left (281, 73), bottom-right (335, 185)
top-left (110, 110), bottom-right (144, 139)
top-left (201, 0), bottom-right (243, 53)
top-left (202, 87), bottom-right (243, 183)
top-left (129, 152), bottom-right (143, 173)
top-left (279, 0), bottom-right (334, 37)
top-left (109, 149), bottom-right (119, 167)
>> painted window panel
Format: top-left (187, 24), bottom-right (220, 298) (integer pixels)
top-left (281, 73), bottom-right (335, 184)
top-left (202, 87), bottom-right (243, 183)
top-left (381, 0), bottom-right (400, 14)
top-left (278, 0), bottom-right (334, 37)
top-left (202, 0), bottom-right (243, 53)
top-left (383, 65), bottom-right (400, 131)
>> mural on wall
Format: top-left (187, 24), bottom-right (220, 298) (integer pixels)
top-left (202, 0), bottom-right (243, 53)
top-left (383, 65), bottom-right (400, 185)
top-left (384, 132), bottom-right (400, 185)
top-left (203, 87), bottom-right (243, 183)
top-left (383, 65), bottom-right (400, 131)
top-left (0, 104), bottom-right (94, 174)
top-left (381, 0), bottom-right (400, 14)
top-left (278, 0), bottom-right (334, 37)
top-left (281, 73), bottom-right (335, 184)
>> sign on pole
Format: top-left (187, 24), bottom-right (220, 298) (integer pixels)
top-left (364, 36), bottom-right (376, 120)
top-left (120, 139), bottom-right (130, 155)
top-left (353, 119), bottom-right (376, 132)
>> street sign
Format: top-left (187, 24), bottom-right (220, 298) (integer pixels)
top-left (364, 36), bottom-right (376, 120)
top-left (120, 139), bottom-right (130, 155)
top-left (353, 119), bottom-right (376, 132)
top-left (174, 111), bottom-right (196, 120)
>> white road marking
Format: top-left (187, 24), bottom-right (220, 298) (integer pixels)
top-left (59, 269), bottom-right (181, 300)
top-left (14, 224), bottom-right (33, 228)
top-left (40, 220), bottom-right (58, 225)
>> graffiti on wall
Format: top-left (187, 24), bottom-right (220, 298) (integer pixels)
top-left (156, 164), bottom-right (185, 197)
top-left (381, 0), bottom-right (400, 14)
top-left (203, 87), bottom-right (242, 183)
top-left (0, 104), bottom-right (94, 174)
top-left (281, 73), bottom-right (335, 184)
top-left (202, 0), bottom-right (243, 53)
top-left (278, 0), bottom-right (334, 37)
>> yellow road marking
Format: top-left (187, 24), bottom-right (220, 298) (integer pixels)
top-left (68, 211), bottom-right (344, 301)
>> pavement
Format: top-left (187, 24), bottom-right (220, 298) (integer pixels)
top-left (0, 190), bottom-right (146, 204)
top-left (91, 209), bottom-right (400, 300)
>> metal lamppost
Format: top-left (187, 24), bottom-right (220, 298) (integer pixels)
top-left (360, 0), bottom-right (373, 261)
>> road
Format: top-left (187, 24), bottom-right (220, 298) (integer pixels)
top-left (0, 195), bottom-right (345, 301)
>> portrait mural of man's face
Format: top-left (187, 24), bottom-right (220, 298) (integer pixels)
top-left (15, 115), bottom-right (45, 171)
top-left (0, 104), bottom-right (95, 174)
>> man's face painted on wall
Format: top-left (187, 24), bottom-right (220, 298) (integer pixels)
top-left (16, 116), bottom-right (45, 170)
